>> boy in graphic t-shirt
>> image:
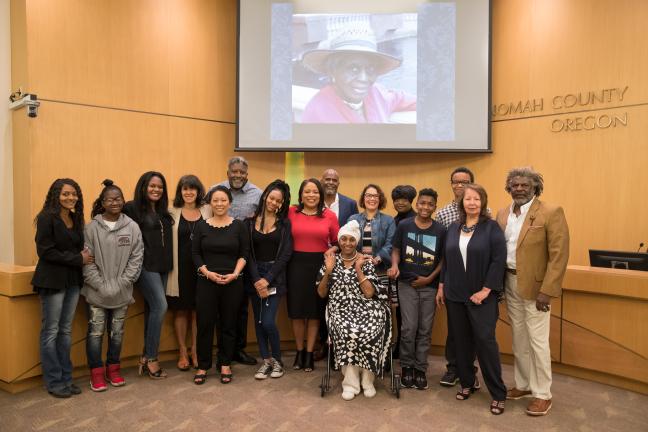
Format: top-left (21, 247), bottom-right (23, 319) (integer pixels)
top-left (388, 188), bottom-right (446, 390)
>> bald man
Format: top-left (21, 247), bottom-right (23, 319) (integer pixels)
top-left (321, 169), bottom-right (358, 226)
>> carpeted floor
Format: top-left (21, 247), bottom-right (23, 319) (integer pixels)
top-left (0, 355), bottom-right (646, 432)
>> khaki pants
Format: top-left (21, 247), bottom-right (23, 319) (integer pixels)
top-left (505, 272), bottom-right (553, 400)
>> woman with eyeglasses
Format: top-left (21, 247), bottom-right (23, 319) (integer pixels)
top-left (82, 179), bottom-right (144, 391)
top-left (348, 184), bottom-right (396, 274)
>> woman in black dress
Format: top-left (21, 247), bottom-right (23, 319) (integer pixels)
top-left (192, 186), bottom-right (249, 385)
top-left (32, 178), bottom-right (93, 398)
top-left (167, 175), bottom-right (205, 371)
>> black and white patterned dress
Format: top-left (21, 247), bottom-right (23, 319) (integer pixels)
top-left (317, 256), bottom-right (392, 374)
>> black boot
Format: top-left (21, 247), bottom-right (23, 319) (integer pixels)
top-left (292, 349), bottom-right (305, 370)
top-left (303, 351), bottom-right (315, 372)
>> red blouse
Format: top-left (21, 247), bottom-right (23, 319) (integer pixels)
top-left (288, 206), bottom-right (339, 253)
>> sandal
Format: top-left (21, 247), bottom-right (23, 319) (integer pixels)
top-left (177, 348), bottom-right (191, 371)
top-left (220, 367), bottom-right (233, 384)
top-left (456, 387), bottom-right (475, 400)
top-left (146, 359), bottom-right (168, 380)
top-left (193, 372), bottom-right (207, 385)
top-left (490, 400), bottom-right (505, 415)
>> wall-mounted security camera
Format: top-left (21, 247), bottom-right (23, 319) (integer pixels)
top-left (9, 93), bottom-right (40, 118)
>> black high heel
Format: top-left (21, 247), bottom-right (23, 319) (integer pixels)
top-left (293, 349), bottom-right (305, 370)
top-left (303, 351), bottom-right (314, 372)
top-left (145, 358), bottom-right (168, 380)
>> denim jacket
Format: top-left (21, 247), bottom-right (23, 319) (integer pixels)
top-left (348, 211), bottom-right (395, 270)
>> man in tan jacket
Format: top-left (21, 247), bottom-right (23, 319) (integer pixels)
top-left (496, 167), bottom-right (569, 416)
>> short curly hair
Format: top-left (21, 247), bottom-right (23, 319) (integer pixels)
top-left (505, 167), bottom-right (544, 197)
top-left (359, 184), bottom-right (387, 210)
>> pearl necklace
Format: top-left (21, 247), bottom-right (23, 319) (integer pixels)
top-left (341, 251), bottom-right (358, 262)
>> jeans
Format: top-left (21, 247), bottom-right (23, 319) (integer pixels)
top-left (250, 293), bottom-right (282, 361)
top-left (398, 281), bottom-right (437, 372)
top-left (137, 270), bottom-right (168, 359)
top-left (86, 304), bottom-right (129, 369)
top-left (39, 286), bottom-right (80, 392)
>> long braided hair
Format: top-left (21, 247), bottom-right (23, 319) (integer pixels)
top-left (250, 179), bottom-right (291, 231)
top-left (91, 179), bottom-right (124, 218)
top-left (34, 178), bottom-right (85, 231)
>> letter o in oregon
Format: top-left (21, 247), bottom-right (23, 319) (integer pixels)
top-left (551, 119), bottom-right (564, 132)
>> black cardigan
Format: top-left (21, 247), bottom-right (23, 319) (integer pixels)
top-left (442, 219), bottom-right (506, 303)
top-left (244, 218), bottom-right (293, 296)
top-left (31, 213), bottom-right (84, 291)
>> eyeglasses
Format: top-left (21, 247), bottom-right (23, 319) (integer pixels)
top-left (451, 180), bottom-right (471, 186)
top-left (364, 193), bottom-right (380, 200)
top-left (103, 197), bottom-right (124, 205)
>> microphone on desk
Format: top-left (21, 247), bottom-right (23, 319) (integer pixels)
top-left (638, 242), bottom-right (645, 252)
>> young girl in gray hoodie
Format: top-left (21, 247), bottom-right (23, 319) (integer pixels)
top-left (82, 180), bottom-right (144, 391)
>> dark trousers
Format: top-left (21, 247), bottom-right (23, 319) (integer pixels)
top-left (446, 299), bottom-right (506, 401)
top-left (445, 317), bottom-right (478, 373)
top-left (196, 277), bottom-right (244, 370)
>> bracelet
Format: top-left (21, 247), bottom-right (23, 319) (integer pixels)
top-left (358, 277), bottom-right (368, 285)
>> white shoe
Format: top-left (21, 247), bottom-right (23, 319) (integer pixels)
top-left (341, 391), bottom-right (356, 401)
top-left (254, 362), bottom-right (272, 380)
top-left (270, 358), bottom-right (284, 378)
top-left (363, 386), bottom-right (376, 398)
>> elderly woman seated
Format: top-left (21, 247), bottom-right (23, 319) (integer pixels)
top-left (317, 220), bottom-right (392, 400)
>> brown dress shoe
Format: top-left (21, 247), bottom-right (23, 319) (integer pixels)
top-left (526, 398), bottom-right (552, 416)
top-left (506, 388), bottom-right (532, 400)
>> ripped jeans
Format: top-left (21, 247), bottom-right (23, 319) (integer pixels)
top-left (85, 304), bottom-right (129, 369)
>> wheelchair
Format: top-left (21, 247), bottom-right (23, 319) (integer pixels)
top-left (319, 275), bottom-right (401, 399)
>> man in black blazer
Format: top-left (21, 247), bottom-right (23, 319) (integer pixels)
top-left (321, 168), bottom-right (358, 226)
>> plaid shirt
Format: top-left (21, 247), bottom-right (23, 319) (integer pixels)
top-left (213, 180), bottom-right (262, 220)
top-left (435, 201), bottom-right (460, 228)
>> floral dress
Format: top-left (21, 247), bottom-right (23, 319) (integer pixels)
top-left (317, 256), bottom-right (392, 374)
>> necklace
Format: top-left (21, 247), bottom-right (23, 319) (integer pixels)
top-left (187, 220), bottom-right (197, 240)
top-left (343, 100), bottom-right (364, 111)
top-left (341, 251), bottom-right (358, 262)
top-left (461, 223), bottom-right (477, 233)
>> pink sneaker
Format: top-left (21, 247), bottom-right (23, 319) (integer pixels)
top-left (106, 364), bottom-right (126, 387)
top-left (90, 367), bottom-right (108, 392)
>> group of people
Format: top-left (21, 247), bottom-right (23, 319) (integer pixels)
top-left (32, 157), bottom-right (569, 417)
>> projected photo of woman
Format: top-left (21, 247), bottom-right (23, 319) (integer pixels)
top-left (297, 24), bottom-right (417, 124)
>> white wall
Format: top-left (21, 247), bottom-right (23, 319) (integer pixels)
top-left (0, 0), bottom-right (14, 263)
